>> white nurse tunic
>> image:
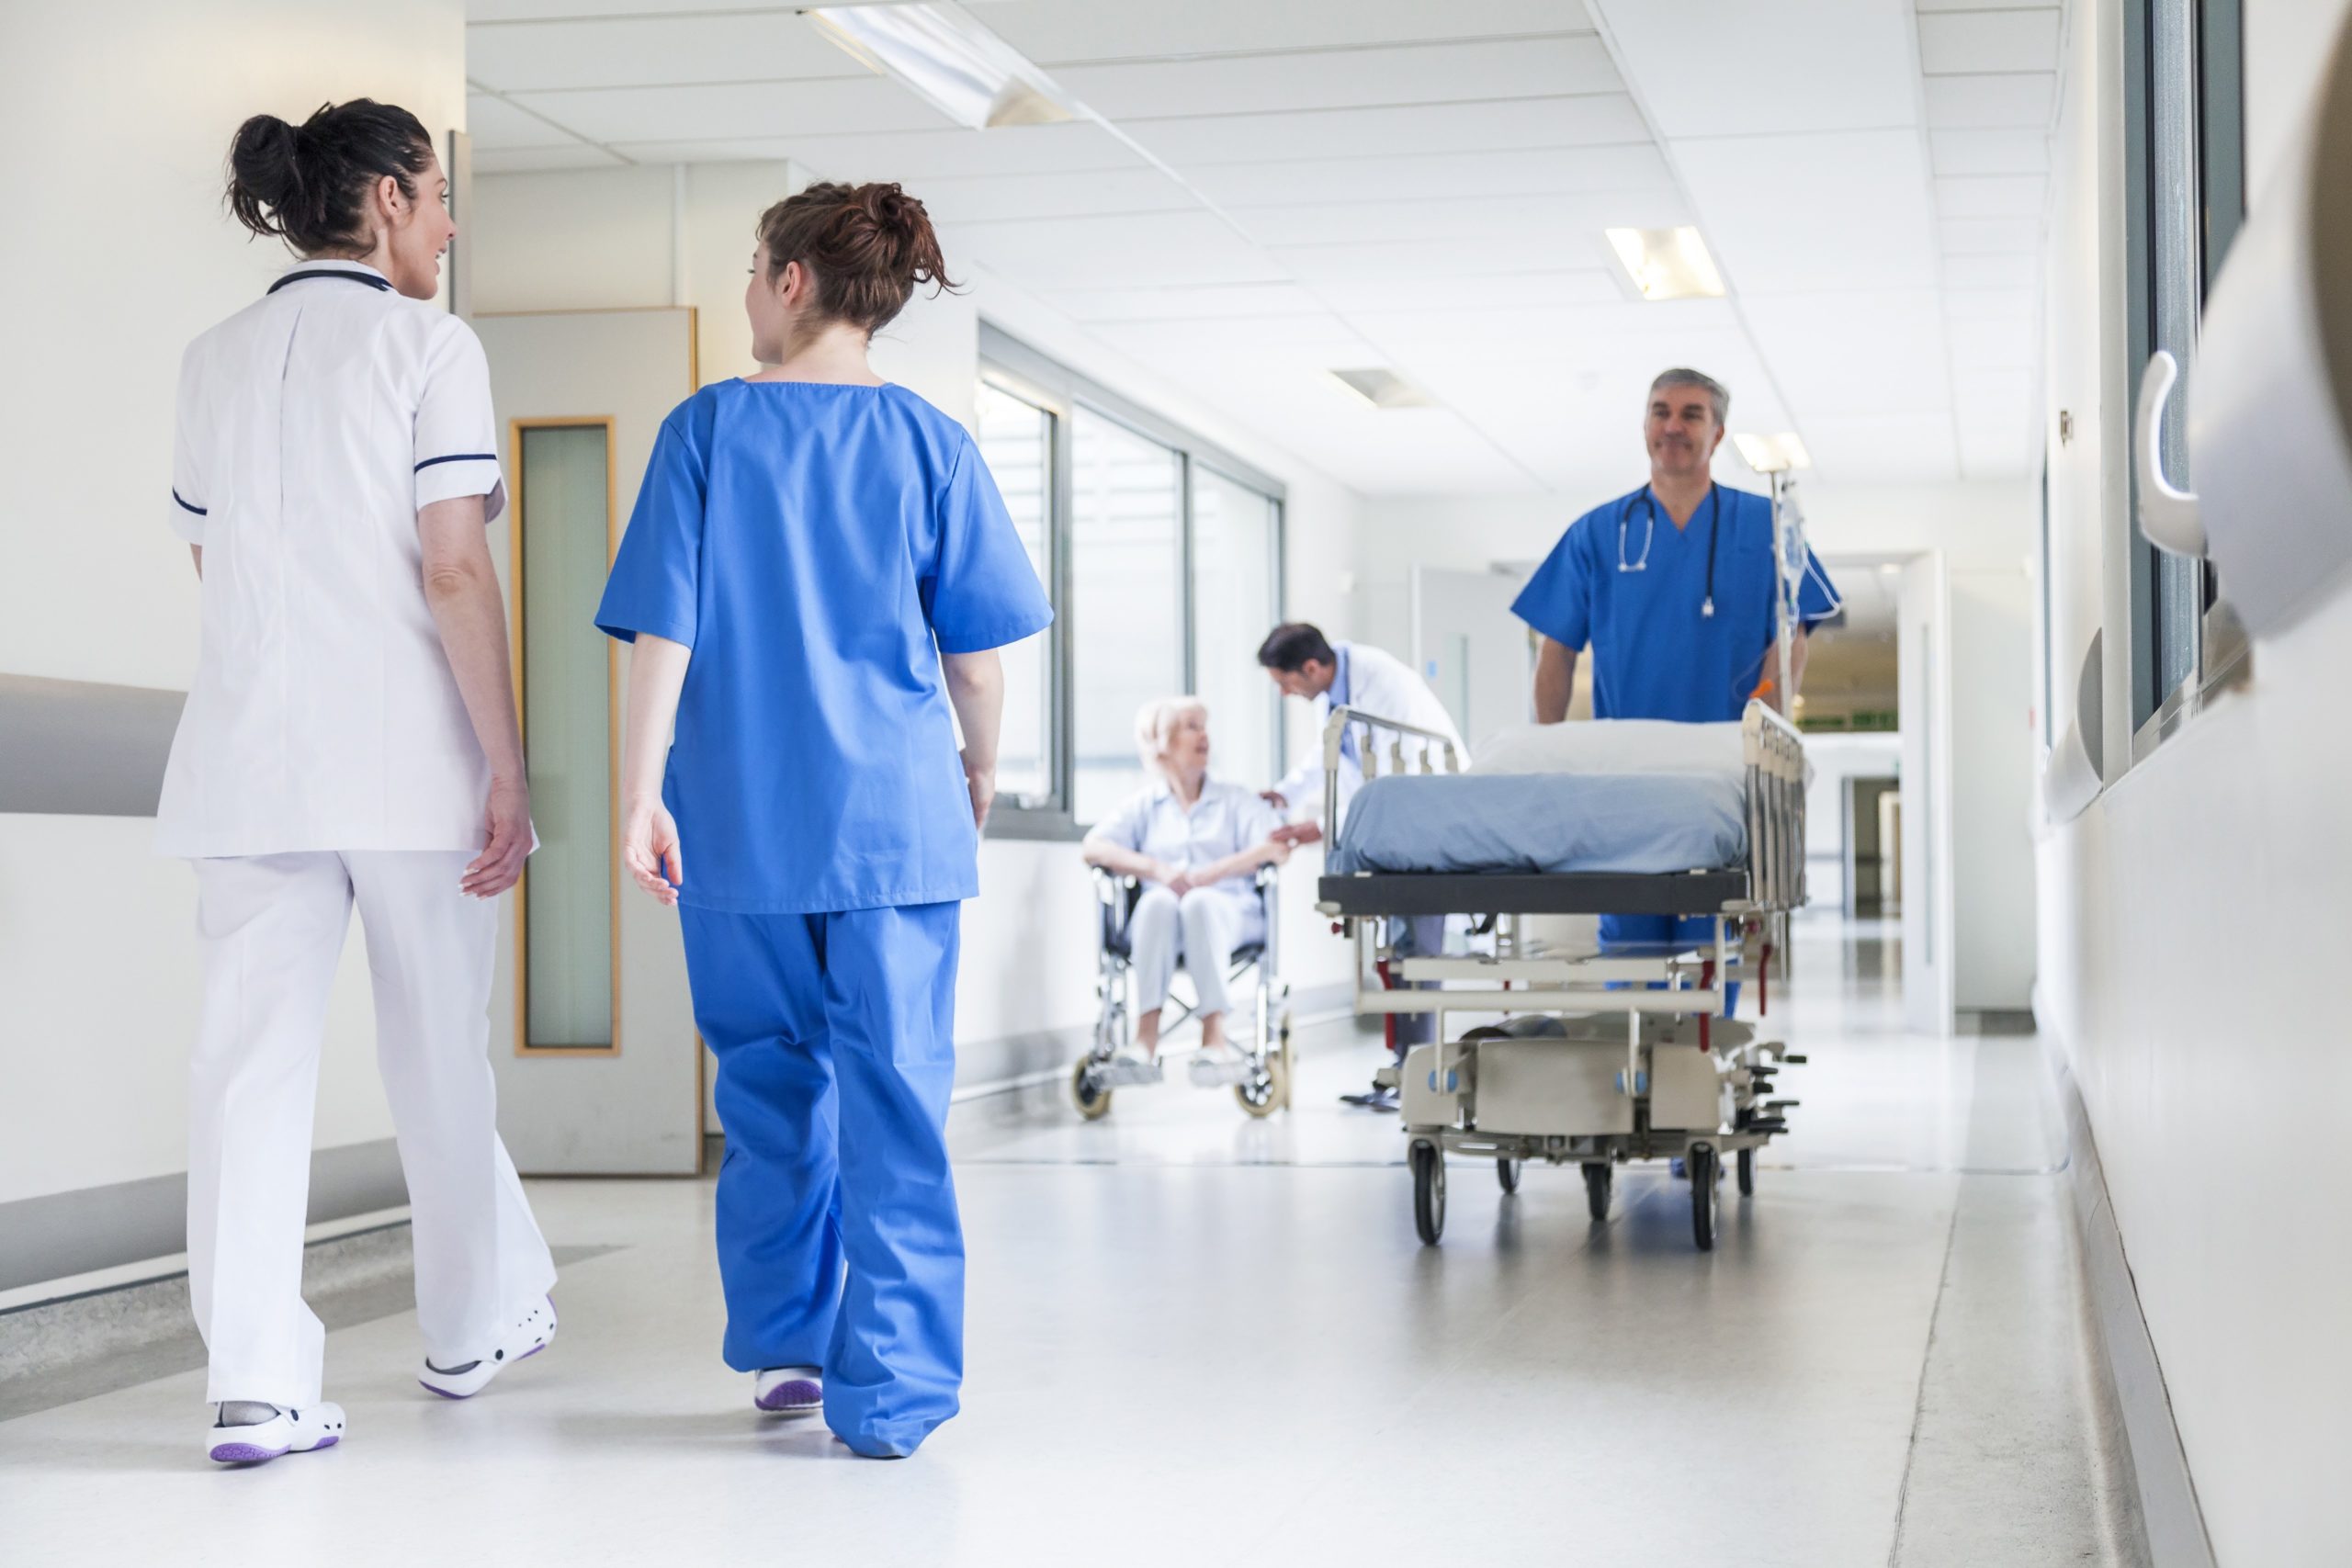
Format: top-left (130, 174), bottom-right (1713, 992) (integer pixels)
top-left (158, 258), bottom-right (509, 857)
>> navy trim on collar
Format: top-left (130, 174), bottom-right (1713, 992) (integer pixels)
top-left (415, 453), bottom-right (496, 471)
top-left (268, 268), bottom-right (393, 294)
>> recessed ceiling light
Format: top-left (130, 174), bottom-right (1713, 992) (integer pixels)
top-left (806, 4), bottom-right (1078, 130)
top-left (1732, 431), bottom-right (1812, 472)
top-left (1325, 367), bottom-right (1435, 410)
top-left (1604, 226), bottom-right (1727, 300)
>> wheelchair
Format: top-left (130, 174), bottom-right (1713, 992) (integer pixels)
top-left (1070, 864), bottom-right (1293, 1121)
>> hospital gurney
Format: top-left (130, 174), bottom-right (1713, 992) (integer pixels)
top-left (1314, 700), bottom-right (1809, 1250)
top-left (1070, 864), bottom-right (1294, 1121)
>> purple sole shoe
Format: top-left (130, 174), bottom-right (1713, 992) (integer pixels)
top-left (209, 1442), bottom-right (288, 1463)
top-left (755, 1380), bottom-right (823, 1415)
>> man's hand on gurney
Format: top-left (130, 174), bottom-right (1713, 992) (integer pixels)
top-left (1270, 821), bottom-right (1322, 848)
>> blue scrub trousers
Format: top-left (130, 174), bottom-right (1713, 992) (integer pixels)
top-left (1598, 913), bottom-right (1742, 1018)
top-left (678, 900), bottom-right (964, 1459)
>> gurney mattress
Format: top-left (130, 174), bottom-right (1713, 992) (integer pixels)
top-left (1329, 773), bottom-right (1747, 876)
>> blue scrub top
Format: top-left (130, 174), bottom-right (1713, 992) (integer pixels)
top-left (595, 380), bottom-right (1053, 914)
top-left (1510, 483), bottom-right (1838, 722)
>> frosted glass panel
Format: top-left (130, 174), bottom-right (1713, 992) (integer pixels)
top-left (1189, 468), bottom-right (1280, 791)
top-left (974, 382), bottom-right (1054, 806)
top-left (520, 424), bottom-right (613, 1050)
top-left (1071, 409), bottom-right (1181, 823)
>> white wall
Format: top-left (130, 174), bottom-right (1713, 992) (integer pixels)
top-left (469, 163), bottom-right (1367, 1061)
top-left (0, 1), bottom-right (470, 1208)
top-left (2032, 0), bottom-right (2352, 1559)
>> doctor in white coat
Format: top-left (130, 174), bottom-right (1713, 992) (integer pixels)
top-left (1256, 623), bottom-right (1466, 1108)
top-left (162, 99), bottom-right (556, 1465)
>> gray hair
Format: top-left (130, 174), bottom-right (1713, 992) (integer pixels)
top-left (1648, 367), bottom-right (1729, 426)
top-left (1135, 695), bottom-right (1209, 780)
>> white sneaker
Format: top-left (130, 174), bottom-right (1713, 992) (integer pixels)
top-left (418, 1296), bottom-right (558, 1400)
top-left (753, 1365), bottom-right (824, 1416)
top-left (1189, 1043), bottom-right (1250, 1087)
top-left (206, 1401), bottom-right (345, 1465)
top-left (1102, 1043), bottom-right (1161, 1088)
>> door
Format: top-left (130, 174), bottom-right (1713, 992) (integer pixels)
top-left (1410, 565), bottom-right (1533, 750)
top-left (477, 308), bottom-right (703, 1175)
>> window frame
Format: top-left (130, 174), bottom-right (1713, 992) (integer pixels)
top-left (2121, 0), bottom-right (2246, 763)
top-left (976, 323), bottom-right (1287, 840)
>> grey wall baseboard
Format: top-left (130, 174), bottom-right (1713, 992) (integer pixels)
top-left (0, 1138), bottom-right (407, 1294)
top-left (0, 673), bottom-right (184, 816)
top-left (2045, 1036), bottom-right (2218, 1568)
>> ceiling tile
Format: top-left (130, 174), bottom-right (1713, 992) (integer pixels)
top-left (655, 122), bottom-right (1146, 181)
top-left (973, 0), bottom-right (1594, 65)
top-left (1948, 328), bottom-right (2038, 371)
top-left (466, 91), bottom-right (578, 151)
top-left (1228, 188), bottom-right (1690, 247)
top-left (1277, 239), bottom-right (1623, 285)
top-left (1929, 128), bottom-right (2050, 175)
top-left (471, 143), bottom-right (629, 175)
top-left (1798, 413), bottom-right (1960, 484)
top-left (1917, 9), bottom-right (2064, 73)
top-left (884, 168), bottom-right (1195, 223)
top-left (1933, 174), bottom-right (2046, 217)
top-left (1588, 0), bottom-right (1921, 136)
top-left (1672, 130), bottom-right (1940, 294)
top-left (465, 12), bottom-right (865, 92)
top-left (1133, 96), bottom-right (1651, 166)
top-left (944, 210), bottom-right (1289, 288)
top-left (506, 77), bottom-right (952, 144)
top-left (1055, 36), bottom-right (1619, 119)
top-left (1942, 288), bottom-right (2038, 322)
top-left (1183, 143), bottom-right (1675, 206)
top-left (1737, 291), bottom-right (1953, 418)
top-left (1310, 271), bottom-right (1629, 314)
top-left (1051, 283), bottom-right (1329, 322)
top-left (470, 0), bottom-right (792, 17)
top-left (1923, 73), bottom-right (2056, 128)
top-left (1940, 252), bottom-right (2041, 289)
top-left (1939, 217), bottom-right (2041, 254)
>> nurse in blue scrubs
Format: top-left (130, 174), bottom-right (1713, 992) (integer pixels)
top-left (1510, 367), bottom-right (1838, 994)
top-left (596, 182), bottom-right (1049, 1459)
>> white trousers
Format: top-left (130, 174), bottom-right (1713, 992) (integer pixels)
top-left (187, 851), bottom-right (555, 1405)
top-left (1129, 886), bottom-right (1262, 1021)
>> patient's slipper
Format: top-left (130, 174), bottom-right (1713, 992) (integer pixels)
top-left (1188, 1044), bottom-right (1250, 1088)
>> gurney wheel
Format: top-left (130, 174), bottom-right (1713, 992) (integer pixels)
top-left (1277, 1016), bottom-right (1295, 1111)
top-left (1497, 1158), bottom-right (1522, 1195)
top-left (1689, 1144), bottom-right (1718, 1251)
top-left (1234, 1054), bottom-right (1286, 1120)
top-left (1736, 1146), bottom-right (1755, 1197)
top-left (1070, 1059), bottom-right (1113, 1122)
top-left (1582, 1162), bottom-right (1611, 1222)
top-left (1410, 1141), bottom-right (1446, 1246)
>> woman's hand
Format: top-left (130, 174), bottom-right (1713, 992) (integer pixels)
top-left (962, 754), bottom-right (996, 829)
top-left (463, 776), bottom-right (534, 898)
top-left (1160, 862), bottom-right (1196, 896)
top-left (621, 797), bottom-right (684, 906)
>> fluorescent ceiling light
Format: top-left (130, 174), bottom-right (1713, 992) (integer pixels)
top-left (1604, 226), bottom-right (1726, 300)
top-left (1325, 367), bottom-right (1435, 410)
top-left (806, 4), bottom-right (1078, 130)
top-left (1733, 432), bottom-right (1813, 472)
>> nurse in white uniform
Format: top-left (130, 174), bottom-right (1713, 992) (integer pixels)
top-left (162, 100), bottom-right (556, 1465)
top-left (1082, 699), bottom-right (1289, 1084)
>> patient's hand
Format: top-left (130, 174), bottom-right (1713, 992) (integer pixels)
top-left (1264, 840), bottom-right (1293, 866)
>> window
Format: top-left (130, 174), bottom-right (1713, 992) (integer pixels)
top-left (974, 325), bottom-right (1287, 836)
top-left (974, 381), bottom-right (1056, 807)
top-left (2124, 0), bottom-right (2244, 739)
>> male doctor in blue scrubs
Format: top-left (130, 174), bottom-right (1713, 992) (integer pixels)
top-left (1511, 367), bottom-right (1838, 999)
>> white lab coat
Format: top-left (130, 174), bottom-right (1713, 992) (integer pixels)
top-left (163, 259), bottom-right (551, 1406)
top-left (1271, 640), bottom-right (1467, 827)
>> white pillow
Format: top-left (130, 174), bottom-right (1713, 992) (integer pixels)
top-left (1468, 719), bottom-right (1747, 780)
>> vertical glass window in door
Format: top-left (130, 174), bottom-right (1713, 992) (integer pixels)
top-left (1069, 408), bottom-right (1182, 823)
top-left (1189, 468), bottom-right (1281, 792)
top-left (973, 381), bottom-right (1056, 807)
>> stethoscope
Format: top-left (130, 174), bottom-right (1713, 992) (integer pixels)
top-left (1617, 483), bottom-right (1724, 618)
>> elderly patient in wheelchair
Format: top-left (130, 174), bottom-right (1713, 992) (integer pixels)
top-left (1081, 697), bottom-right (1289, 1088)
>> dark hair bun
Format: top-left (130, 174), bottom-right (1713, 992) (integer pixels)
top-left (755, 181), bottom-right (959, 335)
top-left (223, 99), bottom-right (433, 256)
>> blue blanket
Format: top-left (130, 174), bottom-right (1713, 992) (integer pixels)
top-left (1329, 773), bottom-right (1747, 876)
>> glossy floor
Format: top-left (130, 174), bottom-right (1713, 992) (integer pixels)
top-left (0, 920), bottom-right (2136, 1568)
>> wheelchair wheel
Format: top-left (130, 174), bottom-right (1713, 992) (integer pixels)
top-left (1277, 1013), bottom-right (1295, 1111)
top-left (1234, 1051), bottom-right (1286, 1119)
top-left (1410, 1141), bottom-right (1446, 1245)
top-left (1070, 1058), bottom-right (1113, 1122)
top-left (1497, 1157), bottom-right (1522, 1194)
